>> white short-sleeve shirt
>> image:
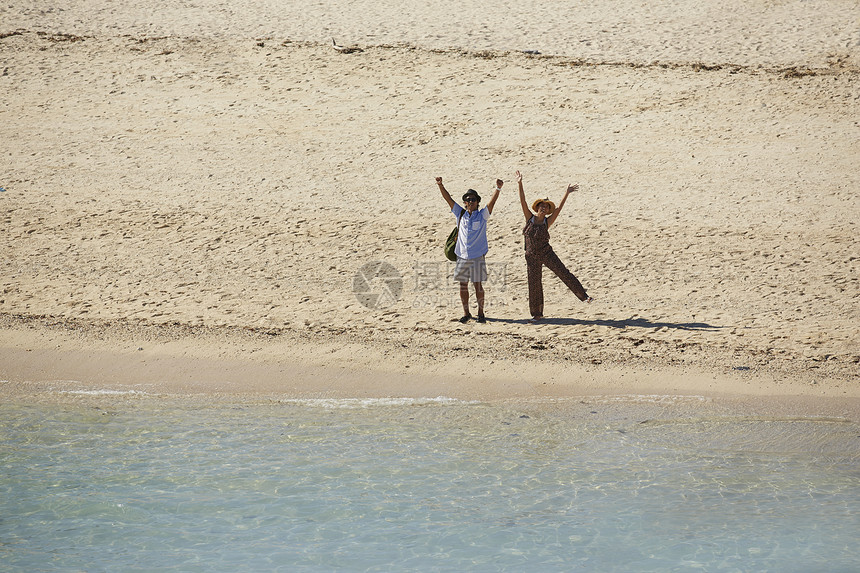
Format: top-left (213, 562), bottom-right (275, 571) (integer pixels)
top-left (452, 204), bottom-right (490, 259)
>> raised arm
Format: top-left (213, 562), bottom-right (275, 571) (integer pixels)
top-left (436, 177), bottom-right (456, 211)
top-left (516, 170), bottom-right (531, 220)
top-left (486, 179), bottom-right (503, 214)
top-left (546, 183), bottom-right (578, 228)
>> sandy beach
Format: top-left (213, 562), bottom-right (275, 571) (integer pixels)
top-left (1, 1), bottom-right (859, 408)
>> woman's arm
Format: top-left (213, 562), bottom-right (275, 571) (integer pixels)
top-left (516, 171), bottom-right (531, 220)
top-left (486, 178), bottom-right (503, 214)
top-left (546, 183), bottom-right (578, 228)
top-left (436, 177), bottom-right (456, 211)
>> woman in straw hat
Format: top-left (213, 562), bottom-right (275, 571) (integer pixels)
top-left (516, 170), bottom-right (592, 322)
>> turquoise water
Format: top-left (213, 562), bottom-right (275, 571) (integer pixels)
top-left (1, 395), bottom-right (859, 572)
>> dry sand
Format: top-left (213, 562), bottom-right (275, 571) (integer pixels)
top-left (1, 1), bottom-right (859, 408)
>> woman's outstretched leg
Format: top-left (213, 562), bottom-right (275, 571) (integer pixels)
top-left (543, 249), bottom-right (589, 302)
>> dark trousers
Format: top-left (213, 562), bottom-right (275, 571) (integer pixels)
top-left (526, 249), bottom-right (588, 317)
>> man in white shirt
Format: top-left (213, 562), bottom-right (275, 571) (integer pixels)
top-left (436, 176), bottom-right (503, 323)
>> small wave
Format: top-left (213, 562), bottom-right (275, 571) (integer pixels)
top-left (59, 389), bottom-right (147, 396)
top-left (278, 396), bottom-right (480, 409)
top-left (601, 394), bottom-right (709, 404)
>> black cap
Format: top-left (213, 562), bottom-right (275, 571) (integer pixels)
top-left (462, 189), bottom-right (481, 202)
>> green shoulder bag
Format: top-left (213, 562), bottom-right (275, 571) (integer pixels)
top-left (444, 211), bottom-right (464, 261)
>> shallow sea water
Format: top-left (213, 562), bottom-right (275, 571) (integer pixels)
top-left (1, 394), bottom-right (859, 572)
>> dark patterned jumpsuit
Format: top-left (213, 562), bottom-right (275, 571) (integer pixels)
top-left (523, 216), bottom-right (589, 318)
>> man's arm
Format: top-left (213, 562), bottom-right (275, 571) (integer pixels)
top-left (547, 183), bottom-right (578, 227)
top-left (436, 177), bottom-right (456, 211)
top-left (486, 178), bottom-right (503, 214)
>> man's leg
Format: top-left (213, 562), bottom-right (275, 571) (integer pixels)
top-left (459, 281), bottom-right (471, 320)
top-left (474, 282), bottom-right (485, 320)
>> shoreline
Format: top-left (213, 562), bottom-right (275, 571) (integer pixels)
top-left (3, 314), bottom-right (858, 418)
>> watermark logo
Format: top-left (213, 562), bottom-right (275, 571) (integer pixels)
top-left (353, 260), bottom-right (511, 310)
top-left (353, 261), bottom-right (403, 309)
top-left (413, 261), bottom-right (508, 292)
top-left (411, 261), bottom-right (509, 310)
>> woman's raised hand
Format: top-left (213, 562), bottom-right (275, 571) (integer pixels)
top-left (566, 183), bottom-right (579, 194)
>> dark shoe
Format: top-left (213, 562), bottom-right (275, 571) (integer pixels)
top-left (529, 315), bottom-right (543, 324)
top-left (459, 314), bottom-right (472, 323)
top-left (476, 314), bottom-right (486, 323)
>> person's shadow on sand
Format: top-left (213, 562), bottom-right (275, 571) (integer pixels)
top-left (487, 316), bottom-right (722, 331)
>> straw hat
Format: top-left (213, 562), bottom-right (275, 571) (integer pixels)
top-left (531, 198), bottom-right (556, 214)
